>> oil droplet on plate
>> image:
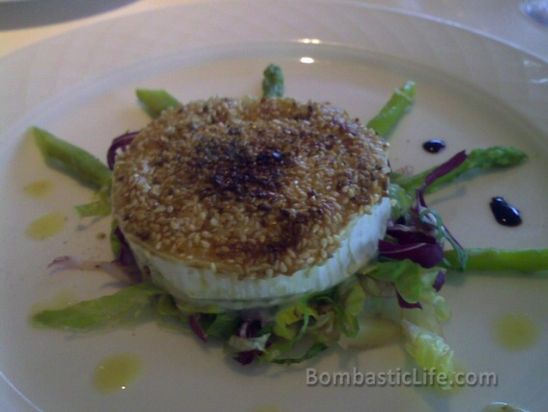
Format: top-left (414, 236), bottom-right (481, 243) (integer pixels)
top-left (24, 180), bottom-right (53, 197)
top-left (93, 354), bottom-right (142, 394)
top-left (25, 212), bottom-right (66, 240)
top-left (493, 313), bottom-right (539, 351)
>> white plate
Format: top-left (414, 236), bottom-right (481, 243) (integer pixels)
top-left (1, 1), bottom-right (547, 411)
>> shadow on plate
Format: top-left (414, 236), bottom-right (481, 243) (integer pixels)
top-left (0, 0), bottom-right (136, 30)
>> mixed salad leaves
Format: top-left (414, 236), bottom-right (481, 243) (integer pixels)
top-left (30, 65), bottom-right (548, 387)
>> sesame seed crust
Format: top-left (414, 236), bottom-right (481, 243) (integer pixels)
top-left (112, 97), bottom-right (390, 279)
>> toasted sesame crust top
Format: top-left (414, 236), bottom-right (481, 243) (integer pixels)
top-left (112, 97), bottom-right (389, 279)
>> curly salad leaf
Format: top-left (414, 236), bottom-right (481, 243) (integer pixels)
top-left (402, 320), bottom-right (457, 389)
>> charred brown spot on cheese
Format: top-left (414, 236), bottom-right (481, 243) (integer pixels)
top-left (112, 97), bottom-right (389, 279)
top-left (190, 137), bottom-right (287, 199)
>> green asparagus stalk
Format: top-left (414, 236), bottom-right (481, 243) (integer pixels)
top-left (32, 282), bottom-right (166, 330)
top-left (262, 64), bottom-right (285, 98)
top-left (443, 248), bottom-right (548, 273)
top-left (74, 185), bottom-right (111, 218)
top-left (367, 80), bottom-right (416, 137)
top-left (75, 199), bottom-right (111, 218)
top-left (136, 89), bottom-right (181, 118)
top-left (394, 146), bottom-right (528, 194)
top-left (32, 127), bottom-right (111, 190)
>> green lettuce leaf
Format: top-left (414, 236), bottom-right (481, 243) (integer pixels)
top-left (273, 299), bottom-right (317, 341)
top-left (336, 279), bottom-right (367, 337)
top-left (364, 260), bottom-right (440, 305)
top-left (402, 320), bottom-right (457, 389)
top-left (270, 342), bottom-right (329, 365)
top-left (153, 294), bottom-right (181, 318)
top-left (176, 301), bottom-right (221, 314)
top-left (227, 334), bottom-right (271, 352)
top-left (206, 312), bottom-right (240, 339)
top-left (389, 183), bottom-right (414, 220)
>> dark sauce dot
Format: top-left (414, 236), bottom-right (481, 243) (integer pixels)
top-left (490, 197), bottom-right (522, 227)
top-left (422, 139), bottom-right (446, 154)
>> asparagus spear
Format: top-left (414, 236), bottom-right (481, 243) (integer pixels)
top-left (74, 184), bottom-right (112, 218)
top-left (367, 80), bottom-right (416, 137)
top-left (136, 89), bottom-right (181, 118)
top-left (32, 127), bottom-right (111, 190)
top-left (443, 248), bottom-right (548, 273)
top-left (75, 198), bottom-right (111, 218)
top-left (262, 64), bottom-right (285, 98)
top-left (32, 282), bottom-right (166, 330)
top-left (394, 146), bottom-right (528, 194)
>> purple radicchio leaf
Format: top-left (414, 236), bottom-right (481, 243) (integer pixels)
top-left (414, 204), bottom-right (467, 270)
top-left (432, 270), bottom-right (446, 292)
top-left (47, 256), bottom-right (133, 284)
top-left (233, 317), bottom-right (272, 365)
top-left (397, 292), bottom-right (422, 309)
top-left (422, 150), bottom-right (468, 189)
top-left (414, 150), bottom-right (468, 210)
top-left (379, 239), bottom-right (444, 268)
top-left (234, 350), bottom-right (262, 365)
top-left (113, 227), bottom-right (136, 267)
top-left (411, 151), bottom-right (469, 269)
top-left (107, 131), bottom-right (138, 170)
top-left (238, 319), bottom-right (263, 339)
top-left (386, 224), bottom-right (437, 245)
top-left (111, 227), bottom-right (142, 283)
top-left (188, 313), bottom-right (208, 342)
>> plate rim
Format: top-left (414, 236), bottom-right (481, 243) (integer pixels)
top-left (1, 1), bottom-right (546, 410)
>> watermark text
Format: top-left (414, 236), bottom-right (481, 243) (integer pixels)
top-left (306, 367), bottom-right (498, 387)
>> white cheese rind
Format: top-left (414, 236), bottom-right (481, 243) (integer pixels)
top-left (129, 197), bottom-right (391, 309)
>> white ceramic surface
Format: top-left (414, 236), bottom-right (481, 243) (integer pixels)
top-left (0, 1), bottom-right (547, 411)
